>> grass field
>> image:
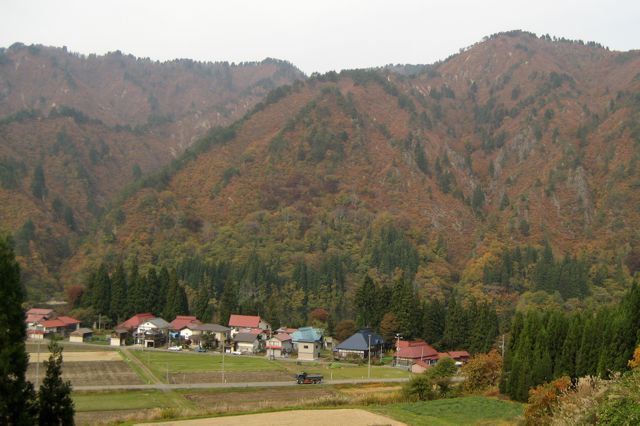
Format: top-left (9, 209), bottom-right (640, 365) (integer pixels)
top-left (373, 396), bottom-right (524, 425)
top-left (130, 351), bottom-right (409, 383)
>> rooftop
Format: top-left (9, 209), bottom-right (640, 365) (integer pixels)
top-left (292, 326), bottom-right (323, 343)
top-left (228, 314), bottom-right (261, 328)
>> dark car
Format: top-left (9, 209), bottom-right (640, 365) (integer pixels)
top-left (295, 372), bottom-right (323, 384)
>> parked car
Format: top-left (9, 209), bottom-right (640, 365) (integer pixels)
top-left (168, 345), bottom-right (182, 351)
top-left (194, 346), bottom-right (207, 353)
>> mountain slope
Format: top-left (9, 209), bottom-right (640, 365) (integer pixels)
top-left (0, 43), bottom-right (304, 299)
top-left (67, 32), bottom-right (640, 318)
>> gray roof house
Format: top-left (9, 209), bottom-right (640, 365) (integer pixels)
top-left (334, 329), bottom-right (384, 359)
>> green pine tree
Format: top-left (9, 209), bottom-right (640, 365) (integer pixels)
top-left (37, 339), bottom-right (74, 425)
top-left (0, 235), bottom-right (37, 424)
top-left (109, 262), bottom-right (128, 322)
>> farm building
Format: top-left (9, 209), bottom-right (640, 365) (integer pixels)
top-left (111, 328), bottom-right (129, 346)
top-left (266, 333), bottom-right (293, 359)
top-left (334, 329), bottom-right (384, 359)
top-left (25, 308), bottom-right (80, 338)
top-left (292, 327), bottom-right (323, 361)
top-left (118, 313), bottom-right (156, 331)
top-left (69, 328), bottom-right (93, 343)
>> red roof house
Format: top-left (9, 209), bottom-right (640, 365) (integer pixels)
top-left (228, 314), bottom-right (261, 328)
top-left (170, 316), bottom-right (201, 331)
top-left (396, 340), bottom-right (438, 361)
top-left (118, 313), bottom-right (156, 331)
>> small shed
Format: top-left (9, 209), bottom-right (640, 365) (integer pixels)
top-left (69, 328), bottom-right (93, 343)
top-left (111, 328), bottom-right (128, 346)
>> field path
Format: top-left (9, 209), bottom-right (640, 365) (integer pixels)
top-left (121, 348), bottom-right (164, 386)
top-left (120, 348), bottom-right (193, 410)
top-left (137, 408), bottom-right (406, 426)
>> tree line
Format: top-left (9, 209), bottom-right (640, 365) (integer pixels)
top-left (354, 275), bottom-right (500, 352)
top-left (501, 281), bottom-right (640, 401)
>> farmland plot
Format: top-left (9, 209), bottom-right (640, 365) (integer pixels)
top-left (27, 361), bottom-right (143, 386)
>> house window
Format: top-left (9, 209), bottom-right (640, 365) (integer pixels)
top-left (303, 345), bottom-right (309, 349)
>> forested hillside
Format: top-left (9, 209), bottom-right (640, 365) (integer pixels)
top-left (0, 43), bottom-right (304, 299)
top-left (68, 31), bottom-right (640, 336)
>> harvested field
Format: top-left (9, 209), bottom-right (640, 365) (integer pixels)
top-left (168, 370), bottom-right (292, 384)
top-left (76, 409), bottom-right (145, 426)
top-left (183, 387), bottom-right (336, 413)
top-left (26, 342), bottom-right (115, 352)
top-left (27, 361), bottom-right (143, 386)
top-left (28, 350), bottom-right (121, 362)
top-left (142, 409), bottom-right (406, 426)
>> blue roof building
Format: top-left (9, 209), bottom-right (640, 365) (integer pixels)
top-left (292, 326), bottom-right (323, 361)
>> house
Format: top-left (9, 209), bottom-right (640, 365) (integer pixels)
top-left (394, 339), bottom-right (439, 369)
top-left (118, 313), bottom-right (156, 332)
top-left (395, 339), bottom-right (470, 370)
top-left (25, 308), bottom-right (54, 328)
top-left (181, 323), bottom-right (230, 349)
top-left (135, 317), bottom-right (170, 347)
top-left (334, 329), bottom-right (384, 359)
top-left (292, 327), bottom-right (323, 361)
top-left (170, 315), bottom-right (201, 331)
top-left (228, 314), bottom-right (271, 337)
top-left (265, 333), bottom-right (293, 359)
top-left (276, 326), bottom-right (298, 335)
top-left (233, 332), bottom-right (261, 354)
top-left (69, 328), bottom-right (93, 343)
top-left (36, 315), bottom-right (81, 337)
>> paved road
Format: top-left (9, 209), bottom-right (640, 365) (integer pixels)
top-left (73, 377), bottom-right (409, 391)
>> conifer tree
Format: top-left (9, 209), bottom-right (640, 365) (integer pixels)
top-left (0, 235), bottom-right (37, 424)
top-left (440, 297), bottom-right (469, 349)
top-left (391, 275), bottom-right (420, 339)
top-left (355, 275), bottom-right (378, 328)
top-left (37, 339), bottom-right (74, 425)
top-left (422, 298), bottom-right (446, 345)
top-left (31, 164), bottom-right (47, 201)
top-left (109, 261), bottom-right (127, 322)
top-left (91, 263), bottom-right (111, 317)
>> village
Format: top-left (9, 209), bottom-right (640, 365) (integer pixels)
top-left (25, 307), bottom-right (469, 374)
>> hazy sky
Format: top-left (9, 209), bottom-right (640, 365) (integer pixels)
top-left (1, 0), bottom-right (638, 74)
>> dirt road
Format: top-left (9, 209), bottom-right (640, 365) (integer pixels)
top-left (137, 409), bottom-right (405, 426)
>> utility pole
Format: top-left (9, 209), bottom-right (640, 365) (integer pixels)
top-left (35, 339), bottom-right (41, 389)
top-left (367, 334), bottom-right (371, 379)
top-left (394, 333), bottom-right (402, 367)
top-left (222, 343), bottom-right (226, 383)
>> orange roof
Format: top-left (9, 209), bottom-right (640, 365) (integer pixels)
top-left (118, 313), bottom-right (155, 330)
top-left (228, 314), bottom-right (261, 328)
top-left (41, 319), bottom-right (67, 328)
top-left (396, 340), bottom-right (438, 359)
top-left (57, 316), bottom-right (80, 325)
top-left (27, 308), bottom-right (53, 316)
top-left (170, 316), bottom-right (201, 330)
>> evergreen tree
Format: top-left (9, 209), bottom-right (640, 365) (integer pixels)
top-left (218, 281), bottom-right (238, 325)
top-left (554, 313), bottom-right (582, 377)
top-left (355, 275), bottom-right (378, 328)
top-left (37, 339), bottom-right (74, 425)
top-left (440, 298), bottom-right (469, 349)
top-left (91, 263), bottom-right (111, 317)
top-left (109, 262), bottom-right (127, 322)
top-left (422, 298), bottom-right (446, 345)
top-left (31, 164), bottom-right (47, 201)
top-left (0, 235), bottom-right (37, 424)
top-left (391, 275), bottom-right (420, 339)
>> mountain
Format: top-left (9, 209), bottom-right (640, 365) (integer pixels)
top-left (0, 43), bottom-right (304, 299)
top-left (65, 31), bottom-right (640, 321)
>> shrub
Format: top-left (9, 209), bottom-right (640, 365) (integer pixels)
top-left (462, 350), bottom-right (503, 393)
